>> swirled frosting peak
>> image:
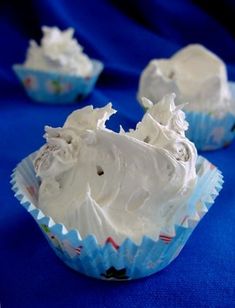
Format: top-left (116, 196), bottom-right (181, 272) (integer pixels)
top-left (24, 26), bottom-right (93, 77)
top-left (34, 94), bottom-right (198, 244)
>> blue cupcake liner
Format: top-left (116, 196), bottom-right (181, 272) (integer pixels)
top-left (13, 60), bottom-right (103, 104)
top-left (182, 81), bottom-right (235, 151)
top-left (11, 153), bottom-right (223, 280)
top-left (185, 110), bottom-right (235, 151)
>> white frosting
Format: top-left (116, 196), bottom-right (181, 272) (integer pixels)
top-left (138, 44), bottom-right (233, 115)
top-left (34, 94), bottom-right (197, 245)
top-left (24, 26), bottom-right (93, 77)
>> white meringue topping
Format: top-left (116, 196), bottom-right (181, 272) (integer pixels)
top-left (34, 94), bottom-right (198, 244)
top-left (24, 26), bottom-right (93, 77)
top-left (138, 44), bottom-right (233, 115)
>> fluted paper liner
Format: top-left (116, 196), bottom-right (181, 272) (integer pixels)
top-left (185, 110), bottom-right (235, 151)
top-left (185, 81), bottom-right (235, 150)
top-left (11, 153), bottom-right (223, 280)
top-left (13, 60), bottom-right (103, 104)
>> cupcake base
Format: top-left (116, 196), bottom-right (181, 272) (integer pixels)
top-left (11, 154), bottom-right (223, 280)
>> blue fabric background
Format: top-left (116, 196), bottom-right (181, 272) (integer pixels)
top-left (0, 0), bottom-right (235, 307)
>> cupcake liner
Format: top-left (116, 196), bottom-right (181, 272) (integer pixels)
top-left (11, 153), bottom-right (223, 280)
top-left (183, 81), bottom-right (235, 151)
top-left (185, 110), bottom-right (235, 151)
top-left (13, 60), bottom-right (103, 104)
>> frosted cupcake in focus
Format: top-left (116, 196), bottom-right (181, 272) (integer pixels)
top-left (13, 26), bottom-right (103, 103)
top-left (12, 94), bottom-right (223, 280)
top-left (138, 44), bottom-right (235, 150)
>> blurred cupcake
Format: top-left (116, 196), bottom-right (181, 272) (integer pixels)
top-left (138, 44), bottom-right (235, 150)
top-left (11, 94), bottom-right (223, 280)
top-left (13, 26), bottom-right (103, 104)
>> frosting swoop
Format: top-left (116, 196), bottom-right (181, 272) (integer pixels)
top-left (34, 94), bottom-right (198, 244)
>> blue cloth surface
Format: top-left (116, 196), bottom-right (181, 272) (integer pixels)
top-left (0, 0), bottom-right (235, 307)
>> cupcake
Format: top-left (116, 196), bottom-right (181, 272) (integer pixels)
top-left (11, 94), bottom-right (223, 280)
top-left (138, 44), bottom-right (235, 150)
top-left (13, 26), bottom-right (103, 104)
